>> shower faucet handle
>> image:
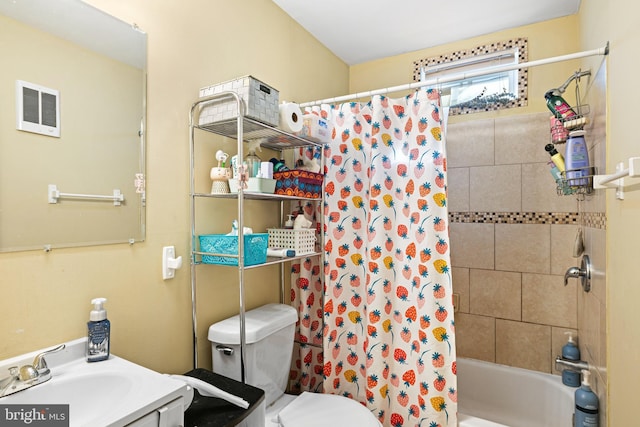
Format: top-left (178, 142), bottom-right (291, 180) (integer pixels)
top-left (564, 255), bottom-right (591, 292)
top-left (564, 267), bottom-right (582, 285)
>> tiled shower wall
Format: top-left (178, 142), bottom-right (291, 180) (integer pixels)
top-left (446, 110), bottom-right (603, 375)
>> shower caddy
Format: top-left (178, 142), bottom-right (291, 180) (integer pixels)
top-left (547, 69), bottom-right (597, 198)
top-left (188, 92), bottom-right (324, 381)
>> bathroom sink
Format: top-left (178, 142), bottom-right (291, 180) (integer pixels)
top-left (0, 338), bottom-right (190, 426)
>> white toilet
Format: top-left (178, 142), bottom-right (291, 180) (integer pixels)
top-left (208, 303), bottom-right (382, 427)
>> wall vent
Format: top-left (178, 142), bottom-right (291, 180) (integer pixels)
top-left (16, 80), bottom-right (60, 138)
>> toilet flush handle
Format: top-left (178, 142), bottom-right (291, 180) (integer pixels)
top-left (216, 345), bottom-right (234, 356)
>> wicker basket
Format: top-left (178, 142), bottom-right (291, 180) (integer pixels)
top-left (267, 228), bottom-right (316, 255)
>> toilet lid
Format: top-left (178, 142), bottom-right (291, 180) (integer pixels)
top-left (277, 392), bottom-right (382, 427)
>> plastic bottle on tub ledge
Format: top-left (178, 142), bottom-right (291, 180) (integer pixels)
top-left (562, 332), bottom-right (581, 387)
top-left (574, 369), bottom-right (599, 427)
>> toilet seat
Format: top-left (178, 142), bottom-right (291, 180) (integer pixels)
top-left (276, 392), bottom-right (382, 427)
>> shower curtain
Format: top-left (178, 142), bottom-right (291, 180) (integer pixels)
top-left (288, 200), bottom-right (325, 395)
top-left (320, 89), bottom-right (457, 427)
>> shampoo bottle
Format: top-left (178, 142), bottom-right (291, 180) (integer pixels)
top-left (574, 370), bottom-right (599, 427)
top-left (562, 332), bottom-right (581, 387)
top-left (545, 90), bottom-right (577, 120)
top-left (565, 130), bottom-right (590, 187)
top-left (86, 298), bottom-right (110, 362)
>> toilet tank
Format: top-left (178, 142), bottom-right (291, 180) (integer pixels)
top-left (208, 303), bottom-right (298, 406)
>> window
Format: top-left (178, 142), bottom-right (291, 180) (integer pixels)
top-left (413, 38), bottom-right (528, 115)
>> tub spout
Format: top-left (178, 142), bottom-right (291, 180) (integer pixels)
top-left (555, 356), bottom-right (589, 372)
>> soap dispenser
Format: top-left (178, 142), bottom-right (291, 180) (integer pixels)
top-left (86, 298), bottom-right (110, 362)
top-left (284, 215), bottom-right (294, 229)
top-left (562, 332), bottom-right (581, 387)
top-left (574, 369), bottom-right (599, 427)
top-left (565, 130), bottom-right (590, 187)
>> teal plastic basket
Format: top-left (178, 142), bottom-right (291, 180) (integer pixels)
top-left (199, 233), bottom-right (268, 266)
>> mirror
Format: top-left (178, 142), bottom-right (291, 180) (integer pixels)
top-left (0, 0), bottom-right (146, 252)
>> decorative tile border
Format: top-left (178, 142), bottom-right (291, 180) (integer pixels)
top-left (583, 212), bottom-right (607, 229)
top-left (412, 38), bottom-right (528, 115)
top-left (449, 211), bottom-right (606, 229)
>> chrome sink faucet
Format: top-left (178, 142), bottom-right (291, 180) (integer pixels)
top-left (0, 344), bottom-right (65, 398)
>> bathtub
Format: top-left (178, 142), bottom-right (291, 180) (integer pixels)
top-left (457, 358), bottom-right (574, 427)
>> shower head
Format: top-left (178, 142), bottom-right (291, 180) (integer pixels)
top-left (552, 70), bottom-right (592, 95)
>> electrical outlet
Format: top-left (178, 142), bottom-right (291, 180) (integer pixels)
top-left (452, 293), bottom-right (460, 313)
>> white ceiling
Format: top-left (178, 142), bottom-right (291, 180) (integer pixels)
top-left (272, 0), bottom-right (581, 65)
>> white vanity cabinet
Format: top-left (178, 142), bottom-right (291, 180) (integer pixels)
top-left (0, 338), bottom-right (191, 427)
top-left (127, 396), bottom-right (185, 427)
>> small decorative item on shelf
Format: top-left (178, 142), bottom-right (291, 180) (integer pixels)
top-left (210, 150), bottom-right (232, 194)
top-left (273, 169), bottom-right (323, 198)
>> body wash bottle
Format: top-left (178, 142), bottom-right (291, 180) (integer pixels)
top-left (565, 130), bottom-right (590, 187)
top-left (86, 298), bottom-right (110, 362)
top-left (574, 370), bottom-right (599, 427)
top-left (562, 332), bottom-right (581, 387)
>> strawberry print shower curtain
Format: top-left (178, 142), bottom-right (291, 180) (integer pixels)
top-left (287, 200), bottom-right (325, 395)
top-left (321, 89), bottom-right (457, 427)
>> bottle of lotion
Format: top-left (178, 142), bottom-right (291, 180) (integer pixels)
top-left (545, 144), bottom-right (566, 172)
top-left (565, 130), bottom-right (590, 187)
top-left (562, 332), bottom-right (581, 387)
top-left (574, 369), bottom-right (599, 427)
top-left (86, 298), bottom-right (110, 362)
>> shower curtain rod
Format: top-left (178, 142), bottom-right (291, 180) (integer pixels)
top-left (299, 43), bottom-right (609, 107)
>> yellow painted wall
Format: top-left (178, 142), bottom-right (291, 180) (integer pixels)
top-left (0, 0), bottom-right (348, 374)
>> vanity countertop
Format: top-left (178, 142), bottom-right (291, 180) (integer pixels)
top-left (183, 368), bottom-right (265, 427)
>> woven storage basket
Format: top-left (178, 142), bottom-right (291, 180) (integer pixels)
top-left (267, 228), bottom-right (316, 255)
top-left (199, 233), bottom-right (268, 266)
